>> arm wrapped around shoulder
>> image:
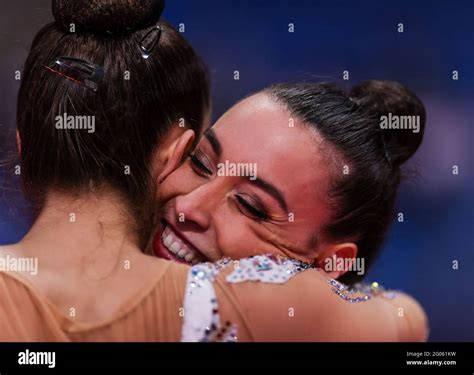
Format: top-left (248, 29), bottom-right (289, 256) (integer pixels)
top-left (207, 261), bottom-right (429, 342)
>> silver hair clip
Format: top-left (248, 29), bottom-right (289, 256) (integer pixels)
top-left (139, 25), bottom-right (163, 59)
top-left (44, 57), bottom-right (104, 92)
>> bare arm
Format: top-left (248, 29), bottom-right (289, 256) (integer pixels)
top-left (180, 257), bottom-right (429, 342)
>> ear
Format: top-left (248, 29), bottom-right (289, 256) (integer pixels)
top-left (315, 242), bottom-right (358, 279)
top-left (16, 130), bottom-right (21, 155)
top-left (157, 129), bottom-right (195, 184)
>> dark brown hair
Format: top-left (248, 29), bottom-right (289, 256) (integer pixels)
top-left (266, 81), bottom-right (426, 284)
top-left (17, 0), bottom-right (210, 246)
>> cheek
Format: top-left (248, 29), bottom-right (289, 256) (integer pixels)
top-left (214, 216), bottom-right (281, 259)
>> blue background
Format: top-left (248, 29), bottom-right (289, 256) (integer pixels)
top-left (0, 0), bottom-right (473, 341)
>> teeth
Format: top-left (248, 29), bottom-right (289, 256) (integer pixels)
top-left (170, 242), bottom-right (181, 254)
top-left (163, 235), bottom-right (173, 247)
top-left (160, 224), bottom-right (203, 264)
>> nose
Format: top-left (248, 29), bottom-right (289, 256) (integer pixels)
top-left (173, 184), bottom-right (217, 230)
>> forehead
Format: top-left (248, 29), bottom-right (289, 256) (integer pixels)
top-left (216, 93), bottom-right (296, 142)
top-left (211, 93), bottom-right (331, 209)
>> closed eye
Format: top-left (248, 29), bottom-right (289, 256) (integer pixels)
top-left (190, 150), bottom-right (213, 175)
top-left (235, 194), bottom-right (270, 221)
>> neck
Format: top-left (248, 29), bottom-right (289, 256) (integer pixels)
top-left (19, 190), bottom-right (141, 275)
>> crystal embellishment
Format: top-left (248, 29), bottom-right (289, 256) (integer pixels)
top-left (226, 254), bottom-right (313, 284)
top-left (182, 260), bottom-right (238, 342)
top-left (328, 278), bottom-right (398, 303)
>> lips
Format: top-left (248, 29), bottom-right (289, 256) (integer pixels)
top-left (153, 221), bottom-right (207, 265)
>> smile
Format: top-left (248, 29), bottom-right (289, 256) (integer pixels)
top-left (153, 221), bottom-right (207, 265)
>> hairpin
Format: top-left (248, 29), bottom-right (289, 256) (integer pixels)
top-left (139, 25), bottom-right (163, 59)
top-left (44, 57), bottom-right (104, 92)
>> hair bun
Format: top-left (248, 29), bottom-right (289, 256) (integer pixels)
top-left (52, 0), bottom-right (165, 33)
top-left (349, 80), bottom-right (426, 167)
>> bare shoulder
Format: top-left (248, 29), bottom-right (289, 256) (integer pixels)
top-left (211, 260), bottom-right (335, 341)
top-left (0, 243), bottom-right (27, 258)
top-left (0, 244), bottom-right (16, 255)
top-left (212, 260), bottom-right (429, 342)
top-left (386, 291), bottom-right (429, 341)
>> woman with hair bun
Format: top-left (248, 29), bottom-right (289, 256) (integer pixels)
top-left (0, 0), bottom-right (428, 342)
top-left (155, 80), bottom-right (427, 284)
top-left (17, 0), bottom-right (211, 246)
top-left (151, 80), bottom-right (429, 342)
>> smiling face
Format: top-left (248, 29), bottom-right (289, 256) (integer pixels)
top-left (153, 93), bottom-right (338, 265)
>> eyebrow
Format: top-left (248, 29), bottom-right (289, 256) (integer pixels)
top-left (204, 128), bottom-right (289, 213)
top-left (204, 128), bottom-right (222, 156)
